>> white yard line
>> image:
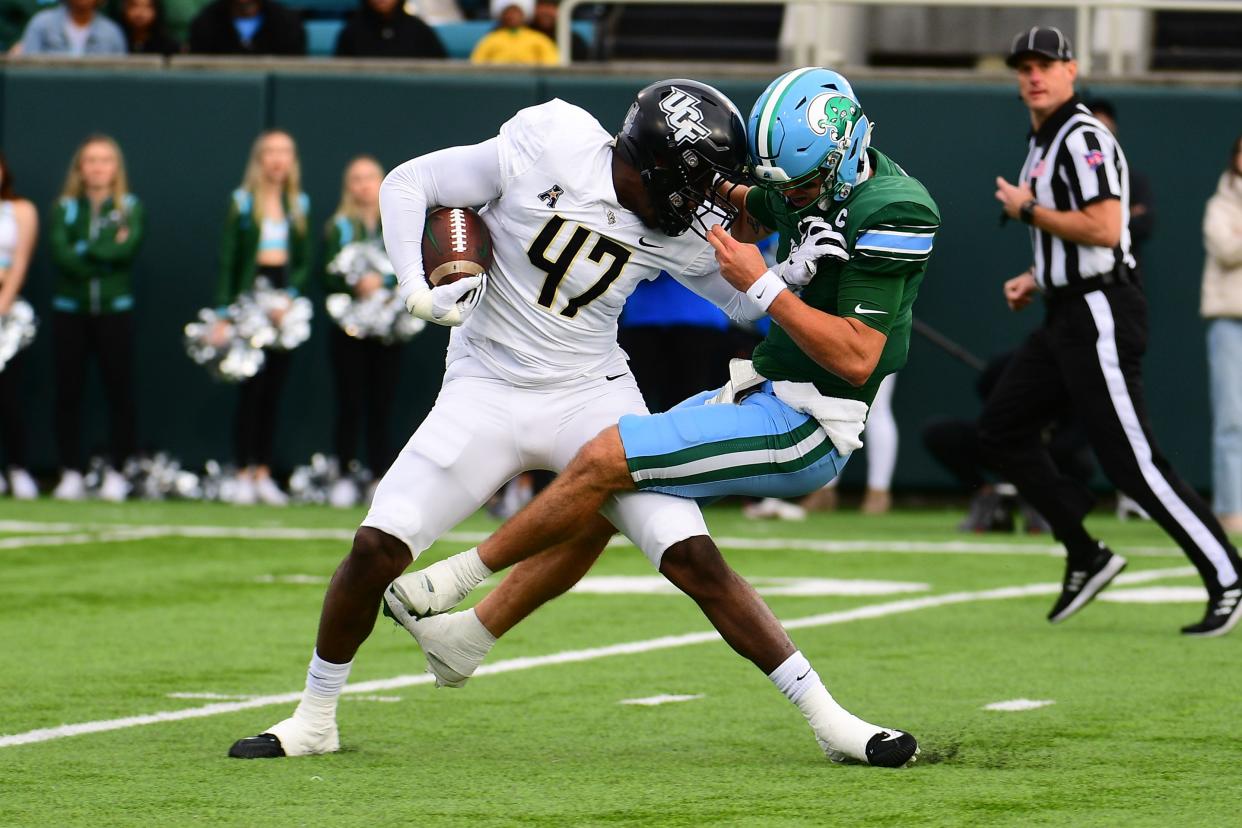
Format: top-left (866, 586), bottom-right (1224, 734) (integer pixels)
top-left (0, 520), bottom-right (1183, 558)
top-left (0, 565), bottom-right (1194, 750)
top-left (984, 699), bottom-right (1055, 712)
top-left (620, 694), bottom-right (704, 706)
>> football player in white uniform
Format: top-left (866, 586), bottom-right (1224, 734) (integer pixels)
top-left (230, 80), bottom-right (906, 767)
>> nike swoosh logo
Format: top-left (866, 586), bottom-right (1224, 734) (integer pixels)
top-left (638, 237), bottom-right (662, 248)
top-left (853, 304), bottom-right (888, 316)
top-left (605, 373), bottom-right (627, 381)
top-left (879, 731), bottom-right (903, 742)
top-left (795, 668), bottom-right (812, 681)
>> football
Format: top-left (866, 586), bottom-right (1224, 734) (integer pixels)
top-left (422, 206), bottom-right (493, 287)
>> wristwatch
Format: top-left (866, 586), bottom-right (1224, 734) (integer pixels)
top-left (1018, 199), bottom-right (1038, 224)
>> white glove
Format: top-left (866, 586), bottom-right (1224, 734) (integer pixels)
top-left (779, 217), bottom-right (849, 288)
top-left (405, 275), bottom-right (486, 327)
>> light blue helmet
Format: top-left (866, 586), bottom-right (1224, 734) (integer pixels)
top-left (747, 67), bottom-right (871, 208)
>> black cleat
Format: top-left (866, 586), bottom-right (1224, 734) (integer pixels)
top-left (864, 731), bottom-right (919, 768)
top-left (1181, 585), bottom-right (1242, 638)
top-left (228, 733), bottom-right (286, 759)
top-left (1047, 546), bottom-right (1127, 624)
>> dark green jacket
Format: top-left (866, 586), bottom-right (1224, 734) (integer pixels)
top-left (322, 214), bottom-right (394, 295)
top-left (216, 188), bottom-right (312, 307)
top-left (49, 194), bottom-right (145, 315)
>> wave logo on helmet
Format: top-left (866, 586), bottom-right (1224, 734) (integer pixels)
top-left (659, 87), bottom-right (712, 146)
top-left (806, 93), bottom-right (860, 144)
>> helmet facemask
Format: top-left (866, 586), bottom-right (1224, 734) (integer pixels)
top-left (640, 147), bottom-right (747, 238)
top-left (616, 80), bottom-right (750, 239)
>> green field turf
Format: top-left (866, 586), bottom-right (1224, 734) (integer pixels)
top-left (1, 500), bottom-right (1239, 827)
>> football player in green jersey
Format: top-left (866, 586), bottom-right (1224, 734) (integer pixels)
top-left (383, 69), bottom-right (938, 768)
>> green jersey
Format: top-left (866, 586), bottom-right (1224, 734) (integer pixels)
top-left (745, 149), bottom-right (940, 405)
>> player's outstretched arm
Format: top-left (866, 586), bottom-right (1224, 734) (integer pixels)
top-left (707, 226), bottom-right (886, 386)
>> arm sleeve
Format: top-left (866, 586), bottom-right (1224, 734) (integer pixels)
top-left (322, 219), bottom-right (349, 293)
top-left (288, 213), bottom-right (312, 296)
top-left (744, 186), bottom-right (779, 235)
top-left (838, 204), bottom-right (938, 334)
top-left (668, 246), bottom-right (768, 323)
top-left (1204, 198), bottom-right (1242, 268)
top-left (379, 137), bottom-right (504, 304)
top-left (215, 202), bottom-right (241, 308)
top-left (48, 202), bottom-right (93, 281)
top-left (1063, 127), bottom-right (1123, 207)
top-left (86, 199), bottom-right (145, 264)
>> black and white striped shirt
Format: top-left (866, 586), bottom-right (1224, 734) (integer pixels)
top-left (1019, 96), bottom-right (1137, 290)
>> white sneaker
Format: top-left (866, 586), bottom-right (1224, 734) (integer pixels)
top-left (742, 497), bottom-right (807, 521)
top-left (53, 469), bottom-right (86, 501)
top-left (9, 468), bottom-right (37, 500)
top-left (230, 476), bottom-right (257, 506)
top-left (99, 468), bottom-right (130, 502)
top-left (387, 550), bottom-right (488, 618)
top-left (328, 477), bottom-right (359, 508)
top-left (381, 592), bottom-right (494, 688)
top-left (255, 477), bottom-right (288, 507)
top-left (228, 716), bottom-right (339, 759)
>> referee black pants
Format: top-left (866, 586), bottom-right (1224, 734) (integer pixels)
top-left (979, 284), bottom-right (1241, 591)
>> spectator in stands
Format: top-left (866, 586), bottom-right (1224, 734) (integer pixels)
top-left (214, 130), bottom-right (310, 506)
top-left (0, 150), bottom-right (40, 500)
top-left (334, 0), bottom-right (445, 58)
top-left (119, 0), bottom-right (180, 53)
top-left (1202, 134), bottom-right (1242, 533)
top-left (49, 135), bottom-right (145, 502)
top-left (1087, 98), bottom-right (1155, 259)
top-left (188, 0), bottom-right (304, 54)
top-left (529, 0), bottom-right (586, 61)
top-left (17, 0), bottom-right (126, 54)
top-left (322, 155), bottom-right (403, 507)
top-left (470, 0), bottom-right (556, 65)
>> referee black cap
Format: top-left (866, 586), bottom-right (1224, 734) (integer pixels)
top-left (1006, 26), bottom-right (1074, 67)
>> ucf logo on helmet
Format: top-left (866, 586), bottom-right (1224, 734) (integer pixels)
top-left (659, 87), bottom-right (712, 145)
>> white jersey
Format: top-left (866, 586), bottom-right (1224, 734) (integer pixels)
top-left (380, 99), bottom-right (761, 388)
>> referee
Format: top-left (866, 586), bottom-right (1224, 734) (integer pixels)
top-left (981, 26), bottom-right (1242, 636)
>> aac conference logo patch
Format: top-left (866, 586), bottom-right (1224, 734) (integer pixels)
top-left (1084, 149), bottom-right (1105, 169)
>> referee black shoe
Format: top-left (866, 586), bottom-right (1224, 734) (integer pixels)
top-left (1047, 546), bottom-right (1127, 624)
top-left (1181, 584), bottom-right (1242, 638)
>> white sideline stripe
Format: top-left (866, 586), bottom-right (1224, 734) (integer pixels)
top-left (1085, 292), bottom-right (1238, 584)
top-left (1100, 586), bottom-right (1208, 604)
top-left (984, 699), bottom-right (1055, 712)
top-left (0, 520), bottom-right (1185, 558)
top-left (0, 565), bottom-right (1194, 750)
top-left (620, 694), bottom-right (704, 706)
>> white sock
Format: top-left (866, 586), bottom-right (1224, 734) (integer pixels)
top-left (293, 650), bottom-right (352, 730)
top-left (450, 547), bottom-right (493, 594)
top-left (768, 651), bottom-right (877, 760)
top-left (456, 608), bottom-right (498, 658)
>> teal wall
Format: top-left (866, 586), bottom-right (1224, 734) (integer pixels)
top-left (4, 65), bottom-right (1232, 489)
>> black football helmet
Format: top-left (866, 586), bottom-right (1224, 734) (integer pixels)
top-left (615, 79), bottom-right (749, 237)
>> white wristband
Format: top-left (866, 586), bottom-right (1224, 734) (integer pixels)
top-left (746, 269), bottom-right (788, 312)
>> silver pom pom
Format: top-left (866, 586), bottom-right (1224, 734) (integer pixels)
top-left (0, 299), bottom-right (38, 372)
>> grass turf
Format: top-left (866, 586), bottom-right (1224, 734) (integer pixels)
top-left (0, 500), bottom-right (1238, 827)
